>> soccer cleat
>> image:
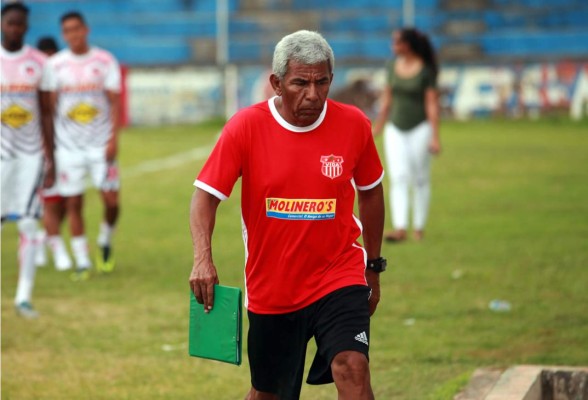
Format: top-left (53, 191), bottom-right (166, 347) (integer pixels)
top-left (70, 268), bottom-right (90, 282)
top-left (96, 245), bottom-right (115, 273)
top-left (15, 302), bottom-right (39, 319)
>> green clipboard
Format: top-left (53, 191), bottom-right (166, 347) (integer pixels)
top-left (189, 284), bottom-right (242, 366)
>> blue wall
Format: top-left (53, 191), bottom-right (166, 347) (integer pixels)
top-left (24, 0), bottom-right (588, 66)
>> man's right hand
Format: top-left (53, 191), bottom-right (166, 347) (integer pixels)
top-left (189, 261), bottom-right (219, 313)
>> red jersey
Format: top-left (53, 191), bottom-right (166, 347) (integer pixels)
top-left (195, 98), bottom-right (384, 314)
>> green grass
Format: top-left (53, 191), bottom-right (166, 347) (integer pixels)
top-left (2, 118), bottom-right (587, 399)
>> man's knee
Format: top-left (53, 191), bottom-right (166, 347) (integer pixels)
top-left (65, 196), bottom-right (83, 213)
top-left (331, 351), bottom-right (370, 385)
top-left (244, 387), bottom-right (279, 400)
top-left (102, 191), bottom-right (119, 209)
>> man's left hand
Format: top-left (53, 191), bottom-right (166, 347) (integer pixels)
top-left (366, 269), bottom-right (381, 316)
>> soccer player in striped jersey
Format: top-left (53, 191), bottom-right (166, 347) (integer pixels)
top-left (1, 2), bottom-right (55, 318)
top-left (41, 11), bottom-right (121, 280)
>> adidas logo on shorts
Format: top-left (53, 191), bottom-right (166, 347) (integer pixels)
top-left (354, 331), bottom-right (368, 345)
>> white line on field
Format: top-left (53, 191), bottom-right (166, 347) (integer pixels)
top-left (122, 144), bottom-right (213, 179)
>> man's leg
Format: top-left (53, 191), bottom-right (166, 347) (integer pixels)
top-left (15, 217), bottom-right (40, 318)
top-left (65, 195), bottom-right (92, 276)
top-left (43, 194), bottom-right (72, 271)
top-left (96, 189), bottom-right (119, 272)
top-left (331, 351), bottom-right (374, 400)
top-left (92, 155), bottom-right (120, 272)
top-left (307, 286), bottom-right (372, 398)
top-left (55, 148), bottom-right (90, 278)
top-left (244, 388), bottom-right (279, 400)
top-left (247, 310), bottom-right (310, 400)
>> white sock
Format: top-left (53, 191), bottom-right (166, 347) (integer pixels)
top-left (71, 236), bottom-right (92, 269)
top-left (47, 235), bottom-right (73, 271)
top-left (15, 218), bottom-right (38, 305)
top-left (97, 222), bottom-right (115, 247)
top-left (34, 229), bottom-right (47, 267)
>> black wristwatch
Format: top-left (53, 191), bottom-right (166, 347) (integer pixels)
top-left (366, 257), bottom-right (387, 273)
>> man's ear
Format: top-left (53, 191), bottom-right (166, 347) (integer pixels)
top-left (269, 74), bottom-right (282, 96)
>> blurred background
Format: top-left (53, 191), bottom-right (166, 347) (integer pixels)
top-left (24, 0), bottom-right (588, 124)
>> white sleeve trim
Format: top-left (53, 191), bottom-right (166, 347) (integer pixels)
top-left (194, 179), bottom-right (228, 201)
top-left (356, 170), bottom-right (385, 191)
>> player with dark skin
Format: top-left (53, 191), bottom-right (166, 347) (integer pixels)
top-left (1, 5), bottom-right (55, 190)
top-left (190, 59), bottom-right (384, 400)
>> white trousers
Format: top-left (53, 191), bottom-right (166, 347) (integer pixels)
top-left (383, 122), bottom-right (432, 231)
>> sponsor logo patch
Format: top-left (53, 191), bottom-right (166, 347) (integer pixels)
top-left (68, 103), bottom-right (99, 124)
top-left (266, 198), bottom-right (336, 220)
top-left (320, 154), bottom-right (344, 179)
top-left (1, 104), bottom-right (32, 129)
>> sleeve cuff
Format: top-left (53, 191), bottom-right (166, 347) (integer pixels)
top-left (356, 170), bottom-right (385, 191)
top-left (194, 179), bottom-right (228, 201)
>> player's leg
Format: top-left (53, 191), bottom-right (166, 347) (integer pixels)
top-left (383, 122), bottom-right (409, 241)
top-left (65, 195), bottom-right (92, 276)
top-left (56, 148), bottom-right (92, 278)
top-left (91, 152), bottom-right (120, 273)
top-left (43, 190), bottom-right (72, 271)
top-left (12, 155), bottom-right (44, 318)
top-left (15, 216), bottom-right (40, 318)
top-left (307, 285), bottom-right (373, 399)
top-left (407, 121), bottom-right (432, 241)
top-left (247, 309), bottom-right (311, 400)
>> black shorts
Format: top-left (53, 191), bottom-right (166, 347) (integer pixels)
top-left (247, 285), bottom-right (371, 400)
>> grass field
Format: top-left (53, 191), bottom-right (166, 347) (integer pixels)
top-left (2, 118), bottom-right (587, 399)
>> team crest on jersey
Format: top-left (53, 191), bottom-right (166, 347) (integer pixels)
top-left (84, 62), bottom-right (106, 81)
top-left (18, 61), bottom-right (41, 83)
top-left (1, 104), bottom-right (32, 129)
top-left (320, 154), bottom-right (344, 179)
top-left (68, 102), bottom-right (99, 124)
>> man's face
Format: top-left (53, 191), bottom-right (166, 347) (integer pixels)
top-left (271, 60), bottom-right (333, 127)
top-left (1, 9), bottom-right (28, 49)
top-left (62, 17), bottom-right (88, 52)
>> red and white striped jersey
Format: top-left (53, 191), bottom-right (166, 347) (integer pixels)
top-left (1, 45), bottom-right (46, 160)
top-left (41, 47), bottom-right (120, 151)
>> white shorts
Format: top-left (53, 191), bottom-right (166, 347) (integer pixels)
top-left (55, 147), bottom-right (120, 197)
top-left (1, 154), bottom-right (43, 219)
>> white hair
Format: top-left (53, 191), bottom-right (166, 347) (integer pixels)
top-left (272, 30), bottom-right (335, 80)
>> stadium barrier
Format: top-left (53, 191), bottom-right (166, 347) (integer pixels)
top-left (127, 61), bottom-right (588, 125)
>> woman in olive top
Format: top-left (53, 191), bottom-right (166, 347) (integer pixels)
top-left (373, 28), bottom-right (441, 242)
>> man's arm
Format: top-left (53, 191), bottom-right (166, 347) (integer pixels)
top-left (105, 90), bottom-right (120, 162)
top-left (39, 90), bottom-right (56, 188)
top-left (189, 188), bottom-right (221, 313)
top-left (358, 182), bottom-right (385, 316)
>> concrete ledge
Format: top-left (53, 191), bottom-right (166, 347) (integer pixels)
top-left (456, 365), bottom-right (588, 400)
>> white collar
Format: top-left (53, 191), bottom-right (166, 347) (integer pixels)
top-left (268, 96), bottom-right (327, 133)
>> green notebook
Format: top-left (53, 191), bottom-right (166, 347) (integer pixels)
top-left (189, 285), bottom-right (242, 365)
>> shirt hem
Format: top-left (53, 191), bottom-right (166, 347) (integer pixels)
top-left (356, 170), bottom-right (385, 191)
top-left (245, 280), bottom-right (368, 315)
top-left (194, 179), bottom-right (228, 201)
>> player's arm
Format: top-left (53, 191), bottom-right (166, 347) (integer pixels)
top-left (372, 85), bottom-right (392, 137)
top-left (39, 90), bottom-right (56, 188)
top-left (358, 183), bottom-right (385, 316)
top-left (189, 188), bottom-right (221, 313)
top-left (105, 89), bottom-right (120, 162)
top-left (425, 87), bottom-right (441, 154)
